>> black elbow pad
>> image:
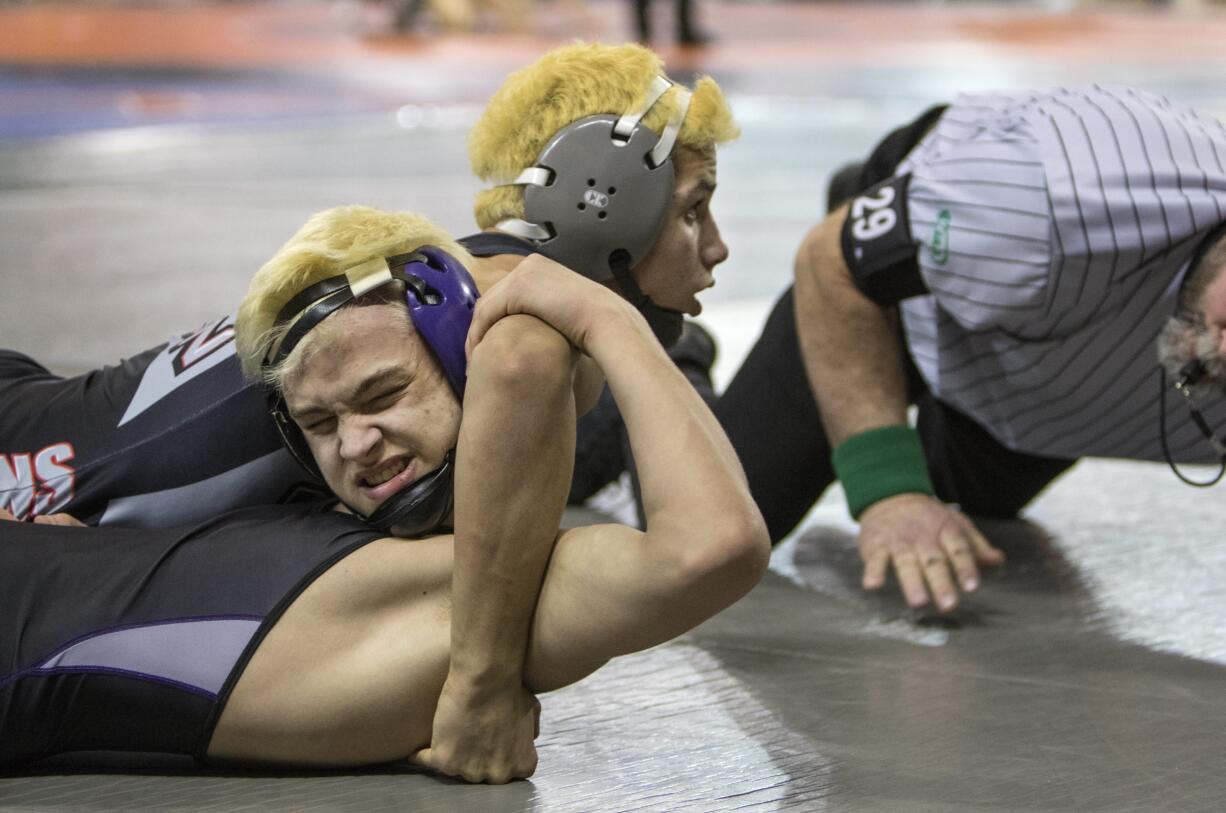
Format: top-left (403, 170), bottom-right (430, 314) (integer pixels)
top-left (839, 174), bottom-right (928, 305)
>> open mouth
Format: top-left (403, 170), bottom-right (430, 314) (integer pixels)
top-left (357, 455), bottom-right (418, 504)
top-left (689, 277), bottom-right (715, 313)
top-left (364, 459), bottom-right (407, 487)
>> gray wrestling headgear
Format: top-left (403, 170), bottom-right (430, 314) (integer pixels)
top-left (495, 76), bottom-right (693, 346)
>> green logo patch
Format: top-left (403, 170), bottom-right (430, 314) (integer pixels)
top-left (930, 209), bottom-right (951, 265)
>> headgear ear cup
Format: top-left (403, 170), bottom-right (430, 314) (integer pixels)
top-left (395, 245), bottom-right (480, 398)
top-left (493, 77), bottom-right (694, 346)
top-left (497, 77), bottom-right (691, 281)
top-left (519, 114), bottom-right (675, 281)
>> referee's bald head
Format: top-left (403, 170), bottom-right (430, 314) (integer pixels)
top-left (1158, 222), bottom-right (1226, 396)
top-left (1176, 223), bottom-right (1226, 321)
top-left (1197, 226), bottom-right (1226, 278)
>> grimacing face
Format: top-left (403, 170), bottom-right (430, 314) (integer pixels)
top-left (281, 302), bottom-right (462, 518)
top-left (631, 146), bottom-right (729, 316)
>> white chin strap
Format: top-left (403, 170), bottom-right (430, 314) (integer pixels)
top-left (495, 76), bottom-right (693, 242)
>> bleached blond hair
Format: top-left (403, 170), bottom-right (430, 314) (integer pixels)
top-left (469, 42), bottom-right (739, 229)
top-left (234, 205), bottom-right (472, 382)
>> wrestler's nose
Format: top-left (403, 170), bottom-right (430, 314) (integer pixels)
top-left (703, 218), bottom-right (729, 270)
top-left (337, 416), bottom-right (381, 463)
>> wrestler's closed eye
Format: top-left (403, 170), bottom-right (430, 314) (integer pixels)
top-left (302, 415), bottom-right (337, 435)
top-left (364, 384), bottom-right (408, 413)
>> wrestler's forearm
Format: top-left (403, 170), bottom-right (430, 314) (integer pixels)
top-left (454, 258), bottom-right (767, 689)
top-left (586, 303), bottom-right (764, 560)
top-left (793, 205), bottom-right (909, 445)
top-left (450, 313), bottom-right (577, 688)
top-left (572, 354), bottom-right (604, 417)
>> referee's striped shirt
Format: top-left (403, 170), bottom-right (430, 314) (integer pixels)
top-left (896, 85), bottom-right (1226, 463)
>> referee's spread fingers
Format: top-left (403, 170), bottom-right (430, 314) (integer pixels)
top-left (944, 549), bottom-right (980, 592)
top-left (939, 524), bottom-right (981, 589)
top-left (919, 555), bottom-right (957, 611)
top-left (862, 549), bottom-right (890, 589)
top-left (892, 557), bottom-right (931, 608)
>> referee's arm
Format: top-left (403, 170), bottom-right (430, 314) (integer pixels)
top-left (793, 202), bottom-right (1003, 613)
top-left (794, 202), bottom-right (908, 447)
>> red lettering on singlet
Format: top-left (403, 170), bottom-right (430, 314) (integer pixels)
top-left (169, 319), bottom-right (235, 376)
top-left (0, 442), bottom-right (76, 521)
top-left (0, 453), bottom-right (35, 519)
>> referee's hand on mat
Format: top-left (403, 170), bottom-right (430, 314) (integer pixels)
top-left (857, 493), bottom-right (1005, 612)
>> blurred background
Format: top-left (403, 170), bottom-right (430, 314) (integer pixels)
top-left (3, 0), bottom-right (1226, 383)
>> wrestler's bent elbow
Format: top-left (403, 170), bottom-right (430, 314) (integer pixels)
top-left (466, 314), bottom-right (576, 401)
top-left (662, 503), bottom-right (770, 605)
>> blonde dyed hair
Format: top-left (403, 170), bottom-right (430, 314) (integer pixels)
top-left (469, 42), bottom-right (739, 229)
top-left (235, 205), bottom-right (472, 382)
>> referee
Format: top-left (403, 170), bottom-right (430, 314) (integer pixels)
top-left (716, 85), bottom-right (1226, 611)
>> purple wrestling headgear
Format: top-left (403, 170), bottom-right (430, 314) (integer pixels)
top-left (401, 246), bottom-right (478, 398)
top-left (262, 246), bottom-right (479, 536)
top-left (264, 246), bottom-right (478, 396)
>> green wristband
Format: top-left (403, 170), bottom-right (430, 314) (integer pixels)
top-left (832, 425), bottom-right (935, 520)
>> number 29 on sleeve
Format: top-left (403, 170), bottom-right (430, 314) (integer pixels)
top-left (850, 185), bottom-right (898, 241)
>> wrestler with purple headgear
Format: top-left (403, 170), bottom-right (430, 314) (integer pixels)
top-left (259, 245), bottom-right (478, 537)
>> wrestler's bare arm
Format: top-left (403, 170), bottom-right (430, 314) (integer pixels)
top-left (419, 312), bottom-right (578, 783)
top-left (468, 256), bottom-right (771, 690)
top-left (0, 507), bottom-right (83, 526)
top-left (472, 253), bottom-right (603, 417)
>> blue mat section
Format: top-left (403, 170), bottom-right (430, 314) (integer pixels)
top-left (0, 67), bottom-right (392, 140)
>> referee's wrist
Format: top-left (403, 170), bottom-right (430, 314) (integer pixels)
top-left (832, 425), bottom-right (935, 520)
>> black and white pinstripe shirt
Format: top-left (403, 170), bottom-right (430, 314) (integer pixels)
top-left (897, 85), bottom-right (1226, 462)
